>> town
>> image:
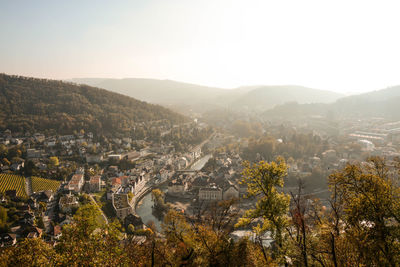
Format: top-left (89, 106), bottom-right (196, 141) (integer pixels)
top-left (2, 113), bottom-right (400, 248)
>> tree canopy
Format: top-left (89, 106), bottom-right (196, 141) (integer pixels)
top-left (0, 74), bottom-right (186, 136)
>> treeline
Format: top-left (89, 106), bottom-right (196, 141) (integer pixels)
top-left (1, 156), bottom-right (399, 266)
top-left (242, 133), bottom-right (326, 162)
top-left (0, 201), bottom-right (266, 266)
top-left (162, 124), bottom-right (214, 152)
top-left (0, 74), bottom-right (186, 136)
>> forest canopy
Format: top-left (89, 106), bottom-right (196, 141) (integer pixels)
top-left (0, 74), bottom-right (186, 136)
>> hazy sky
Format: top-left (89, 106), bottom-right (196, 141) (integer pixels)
top-left (1, 0), bottom-right (400, 94)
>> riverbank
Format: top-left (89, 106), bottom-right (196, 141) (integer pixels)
top-left (135, 154), bottom-right (212, 231)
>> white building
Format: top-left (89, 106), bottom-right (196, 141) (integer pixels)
top-left (68, 174), bottom-right (84, 193)
top-left (199, 186), bottom-right (222, 201)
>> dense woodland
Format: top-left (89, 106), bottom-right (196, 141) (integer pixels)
top-left (0, 74), bottom-right (186, 136)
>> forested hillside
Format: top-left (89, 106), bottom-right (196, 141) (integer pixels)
top-left (0, 74), bottom-right (186, 136)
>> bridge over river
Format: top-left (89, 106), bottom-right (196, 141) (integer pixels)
top-left (135, 153), bottom-right (212, 231)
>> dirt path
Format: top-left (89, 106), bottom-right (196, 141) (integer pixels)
top-left (25, 176), bottom-right (32, 196)
top-left (89, 194), bottom-right (109, 224)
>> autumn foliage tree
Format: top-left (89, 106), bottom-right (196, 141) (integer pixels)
top-left (327, 157), bottom-right (400, 266)
top-left (236, 157), bottom-right (290, 264)
top-left (1, 157), bottom-right (400, 266)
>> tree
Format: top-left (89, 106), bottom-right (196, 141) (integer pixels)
top-left (0, 206), bottom-right (8, 233)
top-left (2, 158), bottom-right (10, 166)
top-left (36, 216), bottom-right (45, 229)
top-left (0, 144), bottom-right (7, 158)
top-left (128, 192), bottom-right (134, 202)
top-left (151, 189), bottom-right (169, 216)
top-left (127, 224), bottom-right (135, 234)
top-left (7, 147), bottom-right (22, 160)
top-left (0, 238), bottom-right (57, 266)
top-left (48, 156), bottom-right (59, 168)
top-left (328, 156), bottom-right (400, 266)
top-left (55, 204), bottom-right (103, 265)
top-left (236, 157), bottom-right (291, 265)
top-left (24, 160), bottom-right (36, 176)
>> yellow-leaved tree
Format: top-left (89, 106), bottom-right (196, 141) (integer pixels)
top-left (236, 157), bottom-right (290, 265)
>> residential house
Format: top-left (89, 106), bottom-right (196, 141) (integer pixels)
top-left (167, 178), bottom-right (187, 196)
top-left (27, 227), bottom-right (42, 239)
top-left (88, 175), bottom-right (101, 192)
top-left (223, 184), bottom-right (239, 200)
top-left (33, 190), bottom-right (54, 202)
top-left (33, 133), bottom-right (45, 143)
top-left (68, 174), bottom-right (84, 193)
top-left (0, 233), bottom-right (17, 247)
top-left (59, 194), bottom-right (79, 213)
top-left (10, 160), bottom-right (24, 171)
top-left (52, 225), bottom-right (62, 240)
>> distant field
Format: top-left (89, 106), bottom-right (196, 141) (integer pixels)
top-left (32, 177), bottom-right (61, 193)
top-left (0, 173), bottom-right (28, 198)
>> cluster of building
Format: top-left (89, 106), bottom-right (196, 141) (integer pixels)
top-left (167, 153), bottom-right (245, 205)
top-left (0, 120), bottom-right (217, 247)
top-left (0, 190), bottom-right (59, 247)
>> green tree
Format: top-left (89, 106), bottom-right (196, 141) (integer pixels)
top-left (236, 157), bottom-right (291, 264)
top-left (36, 216), bottom-right (45, 229)
top-left (0, 238), bottom-right (57, 266)
top-left (2, 158), bottom-right (10, 166)
top-left (24, 160), bottom-right (36, 176)
top-left (151, 189), bottom-right (169, 215)
top-left (329, 156), bottom-right (400, 266)
top-left (0, 144), bottom-right (7, 158)
top-left (55, 204), bottom-right (102, 265)
top-left (48, 156), bottom-right (59, 168)
top-left (127, 224), bottom-right (135, 234)
top-left (0, 206), bottom-right (8, 233)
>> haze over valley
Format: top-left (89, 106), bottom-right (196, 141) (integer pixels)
top-left (70, 77), bottom-right (344, 113)
top-left (1, 1), bottom-right (400, 266)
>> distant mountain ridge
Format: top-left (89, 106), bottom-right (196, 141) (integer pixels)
top-left (70, 78), bottom-right (344, 112)
top-left (70, 78), bottom-right (227, 105)
top-left (0, 74), bottom-right (186, 136)
top-left (265, 85), bottom-right (400, 120)
top-left (233, 85), bottom-right (342, 110)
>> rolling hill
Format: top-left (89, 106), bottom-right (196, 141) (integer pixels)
top-left (0, 74), bottom-right (186, 136)
top-left (232, 85), bottom-right (343, 110)
top-left (264, 85), bottom-right (400, 120)
top-left (70, 78), bottom-right (227, 106)
top-left (70, 78), bottom-right (343, 112)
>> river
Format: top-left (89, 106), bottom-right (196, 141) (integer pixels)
top-left (135, 154), bottom-right (212, 231)
top-left (135, 189), bottom-right (164, 231)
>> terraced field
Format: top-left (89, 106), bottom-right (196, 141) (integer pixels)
top-left (0, 173), bottom-right (28, 198)
top-left (31, 177), bottom-right (61, 193)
